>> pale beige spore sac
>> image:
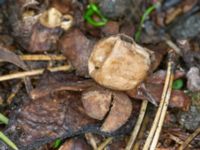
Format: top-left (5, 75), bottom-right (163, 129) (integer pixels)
top-left (88, 34), bottom-right (154, 91)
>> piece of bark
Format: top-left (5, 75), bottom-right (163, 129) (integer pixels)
top-left (101, 92), bottom-right (133, 132)
top-left (60, 28), bottom-right (95, 77)
top-left (81, 86), bottom-right (112, 120)
top-left (59, 138), bottom-right (91, 150)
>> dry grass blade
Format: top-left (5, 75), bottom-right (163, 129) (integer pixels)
top-left (143, 53), bottom-right (175, 150)
top-left (0, 65), bottom-right (72, 82)
top-left (97, 137), bottom-right (113, 150)
top-left (125, 100), bottom-right (148, 150)
top-left (178, 126), bottom-right (200, 150)
top-left (150, 71), bottom-right (174, 150)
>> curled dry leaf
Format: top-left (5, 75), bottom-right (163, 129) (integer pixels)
top-left (60, 28), bottom-right (94, 77)
top-left (82, 86), bottom-right (112, 120)
top-left (101, 92), bottom-right (133, 132)
top-left (88, 34), bottom-right (154, 91)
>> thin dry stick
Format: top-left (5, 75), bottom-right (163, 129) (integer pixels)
top-left (150, 71), bottom-right (174, 150)
top-left (143, 60), bottom-right (174, 150)
top-left (133, 113), bottom-right (150, 150)
top-left (0, 54), bottom-right (66, 62)
top-left (97, 137), bottom-right (113, 150)
top-left (178, 126), bottom-right (200, 150)
top-left (125, 100), bottom-right (148, 150)
top-left (0, 65), bottom-right (72, 82)
top-left (20, 54), bottom-right (66, 61)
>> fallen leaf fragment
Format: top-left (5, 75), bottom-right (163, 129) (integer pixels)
top-left (88, 34), bottom-right (154, 91)
top-left (101, 92), bottom-right (132, 132)
top-left (82, 86), bottom-right (112, 120)
top-left (60, 28), bottom-right (94, 77)
top-left (128, 83), bottom-right (190, 111)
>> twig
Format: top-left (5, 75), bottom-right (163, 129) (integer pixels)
top-left (97, 137), bottom-right (113, 150)
top-left (0, 131), bottom-right (18, 150)
top-left (7, 81), bottom-right (23, 104)
top-left (164, 39), bottom-right (182, 56)
top-left (143, 52), bottom-right (175, 150)
top-left (125, 100), bottom-right (148, 150)
top-left (178, 126), bottom-right (200, 150)
top-left (0, 54), bottom-right (66, 62)
top-left (0, 65), bottom-right (72, 82)
top-left (0, 113), bottom-right (8, 125)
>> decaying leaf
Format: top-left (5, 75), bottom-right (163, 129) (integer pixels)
top-left (6, 0), bottom-right (47, 50)
top-left (82, 86), bottom-right (112, 120)
top-left (1, 72), bottom-right (137, 150)
top-left (101, 92), bottom-right (133, 132)
top-left (88, 34), bottom-right (154, 91)
top-left (60, 28), bottom-right (95, 77)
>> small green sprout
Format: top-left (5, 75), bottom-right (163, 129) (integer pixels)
top-left (135, 4), bottom-right (158, 42)
top-left (172, 79), bottom-right (184, 90)
top-left (0, 132), bottom-right (18, 150)
top-left (84, 3), bottom-right (108, 27)
top-left (0, 113), bottom-right (18, 150)
top-left (53, 138), bottom-right (62, 149)
top-left (0, 113), bottom-right (8, 125)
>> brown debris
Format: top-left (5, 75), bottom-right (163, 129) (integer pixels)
top-left (81, 86), bottom-right (112, 120)
top-left (101, 92), bottom-right (132, 132)
top-left (59, 138), bottom-right (91, 150)
top-left (146, 70), bottom-right (185, 84)
top-left (101, 21), bottom-right (119, 36)
top-left (60, 28), bottom-right (95, 77)
top-left (88, 34), bottom-right (154, 91)
top-left (128, 83), bottom-right (190, 111)
top-left (29, 23), bottom-right (62, 52)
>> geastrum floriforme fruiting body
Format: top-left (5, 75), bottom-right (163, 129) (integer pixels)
top-left (88, 34), bottom-right (154, 91)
